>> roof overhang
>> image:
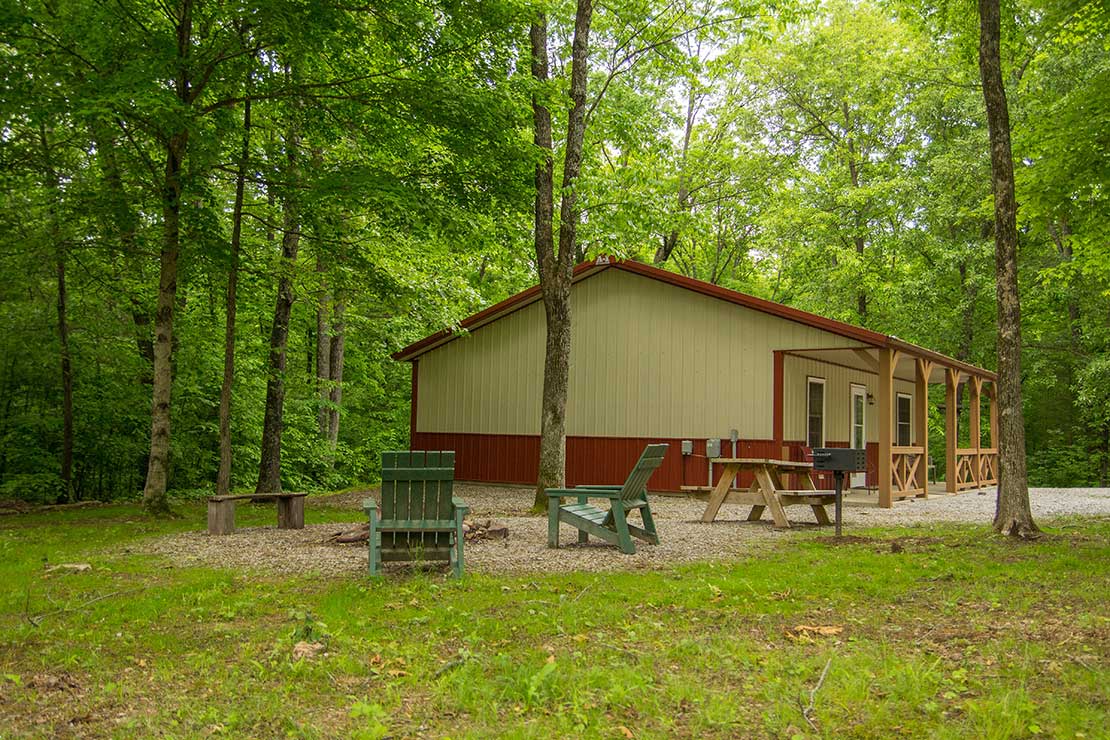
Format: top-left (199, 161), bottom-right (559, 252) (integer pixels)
top-left (393, 256), bottom-right (996, 382)
top-left (392, 260), bottom-right (608, 362)
top-left (783, 346), bottom-right (995, 383)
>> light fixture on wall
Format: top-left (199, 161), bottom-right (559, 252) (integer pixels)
top-left (866, 392), bottom-right (875, 406)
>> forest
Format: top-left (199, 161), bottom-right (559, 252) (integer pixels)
top-left (1, 0), bottom-right (1107, 507)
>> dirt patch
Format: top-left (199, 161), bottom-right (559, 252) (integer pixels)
top-left (27, 672), bottom-right (82, 693)
top-left (811, 535), bottom-right (873, 546)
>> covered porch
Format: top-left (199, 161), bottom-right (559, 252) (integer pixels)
top-left (781, 342), bottom-right (999, 508)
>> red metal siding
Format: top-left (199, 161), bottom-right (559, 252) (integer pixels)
top-left (413, 433), bottom-right (805, 492)
top-left (411, 432), bottom-right (883, 493)
top-left (413, 432), bottom-right (540, 485)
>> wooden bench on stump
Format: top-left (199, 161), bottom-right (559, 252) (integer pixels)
top-left (207, 493), bottom-right (307, 535)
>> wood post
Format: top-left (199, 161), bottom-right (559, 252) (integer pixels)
top-left (277, 495), bottom-right (305, 529)
top-left (914, 358), bottom-right (933, 495)
top-left (878, 348), bottom-right (898, 508)
top-left (969, 376), bottom-right (983, 488)
top-left (987, 382), bottom-right (998, 449)
top-left (207, 499), bottom-right (235, 535)
top-left (945, 368), bottom-right (960, 493)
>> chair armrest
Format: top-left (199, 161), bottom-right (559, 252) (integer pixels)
top-left (452, 497), bottom-right (469, 516)
top-left (576, 485), bottom-right (623, 490)
top-left (362, 498), bottom-right (377, 514)
top-left (546, 487), bottom-right (622, 499)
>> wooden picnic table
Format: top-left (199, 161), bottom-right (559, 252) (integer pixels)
top-left (690, 457), bottom-right (835, 529)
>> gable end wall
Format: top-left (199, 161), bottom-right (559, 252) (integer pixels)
top-left (416, 269), bottom-right (869, 441)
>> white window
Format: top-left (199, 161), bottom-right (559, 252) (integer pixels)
top-left (896, 393), bottom-right (912, 446)
top-left (807, 377), bottom-right (825, 448)
top-left (850, 384), bottom-right (867, 450)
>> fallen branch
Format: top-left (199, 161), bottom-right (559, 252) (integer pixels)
top-left (28, 587), bottom-right (146, 627)
top-left (326, 519), bottom-right (510, 545)
top-left (434, 656), bottom-right (469, 678)
top-left (801, 657), bottom-right (833, 732)
top-left (327, 523), bottom-right (370, 544)
top-left (0, 500), bottom-right (106, 516)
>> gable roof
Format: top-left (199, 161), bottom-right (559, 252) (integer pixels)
top-left (393, 256), bottom-right (995, 381)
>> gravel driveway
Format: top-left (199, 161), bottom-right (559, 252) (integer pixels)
top-left (141, 485), bottom-right (1110, 577)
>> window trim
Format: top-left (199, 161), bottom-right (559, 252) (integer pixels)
top-left (896, 392), bottom-right (913, 446)
top-left (849, 383), bottom-right (867, 450)
top-left (806, 376), bottom-right (826, 448)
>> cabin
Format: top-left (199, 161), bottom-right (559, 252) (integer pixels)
top-left (394, 257), bottom-right (999, 507)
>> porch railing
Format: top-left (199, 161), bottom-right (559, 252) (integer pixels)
top-left (890, 446), bottom-right (926, 497)
top-left (954, 448), bottom-right (998, 489)
top-left (977, 447), bottom-right (998, 485)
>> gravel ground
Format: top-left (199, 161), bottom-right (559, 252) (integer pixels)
top-left (140, 484), bottom-right (1110, 578)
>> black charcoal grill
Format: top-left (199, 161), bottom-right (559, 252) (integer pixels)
top-left (811, 448), bottom-right (867, 536)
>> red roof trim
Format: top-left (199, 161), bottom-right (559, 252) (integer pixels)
top-left (392, 257), bottom-right (995, 380)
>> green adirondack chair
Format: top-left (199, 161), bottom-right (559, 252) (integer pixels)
top-left (546, 443), bottom-right (668, 554)
top-left (362, 451), bottom-right (468, 578)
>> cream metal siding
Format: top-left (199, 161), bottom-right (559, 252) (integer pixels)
top-left (416, 298), bottom-right (546, 435)
top-left (782, 355), bottom-right (916, 444)
top-left (417, 268), bottom-right (870, 439)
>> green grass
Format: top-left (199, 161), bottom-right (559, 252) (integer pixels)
top-left (0, 503), bottom-right (1107, 739)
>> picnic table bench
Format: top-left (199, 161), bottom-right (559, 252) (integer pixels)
top-left (207, 492), bottom-right (306, 535)
top-left (686, 457), bottom-right (835, 529)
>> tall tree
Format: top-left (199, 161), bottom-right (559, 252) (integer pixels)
top-left (216, 93), bottom-right (251, 497)
top-left (36, 124), bottom-right (75, 503)
top-left (256, 94), bottom-right (302, 494)
top-left (978, 0), bottom-right (1038, 537)
top-left (530, 0), bottom-right (594, 509)
top-left (142, 0), bottom-right (193, 514)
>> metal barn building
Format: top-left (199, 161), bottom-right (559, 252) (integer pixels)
top-left (394, 257), bottom-right (999, 507)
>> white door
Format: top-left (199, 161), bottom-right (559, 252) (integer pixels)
top-left (850, 385), bottom-right (867, 488)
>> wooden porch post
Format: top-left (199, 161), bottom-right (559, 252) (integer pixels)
top-left (878, 348), bottom-right (898, 508)
top-left (987, 382), bottom-right (998, 449)
top-left (914, 358), bottom-right (933, 495)
top-left (969, 376), bottom-right (983, 488)
top-left (945, 368), bottom-right (960, 493)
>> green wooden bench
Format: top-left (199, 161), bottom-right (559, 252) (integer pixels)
top-left (362, 451), bottom-right (467, 578)
top-left (546, 443), bottom-right (668, 554)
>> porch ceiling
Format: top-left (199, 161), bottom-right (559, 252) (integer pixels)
top-left (782, 346), bottom-right (992, 385)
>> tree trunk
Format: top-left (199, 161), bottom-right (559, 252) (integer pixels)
top-left (216, 96), bottom-right (250, 497)
top-left (40, 124), bottom-right (73, 504)
top-left (978, 0), bottom-right (1038, 537)
top-left (255, 120), bottom-right (301, 494)
top-left (531, 1), bottom-right (593, 509)
top-left (55, 230), bottom-right (73, 504)
top-left (531, 15), bottom-right (560, 508)
top-left (143, 0), bottom-right (192, 515)
top-left (315, 254), bottom-right (331, 438)
top-left (327, 299), bottom-right (345, 450)
top-left (843, 102), bottom-right (868, 324)
top-left (654, 82), bottom-right (697, 266)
